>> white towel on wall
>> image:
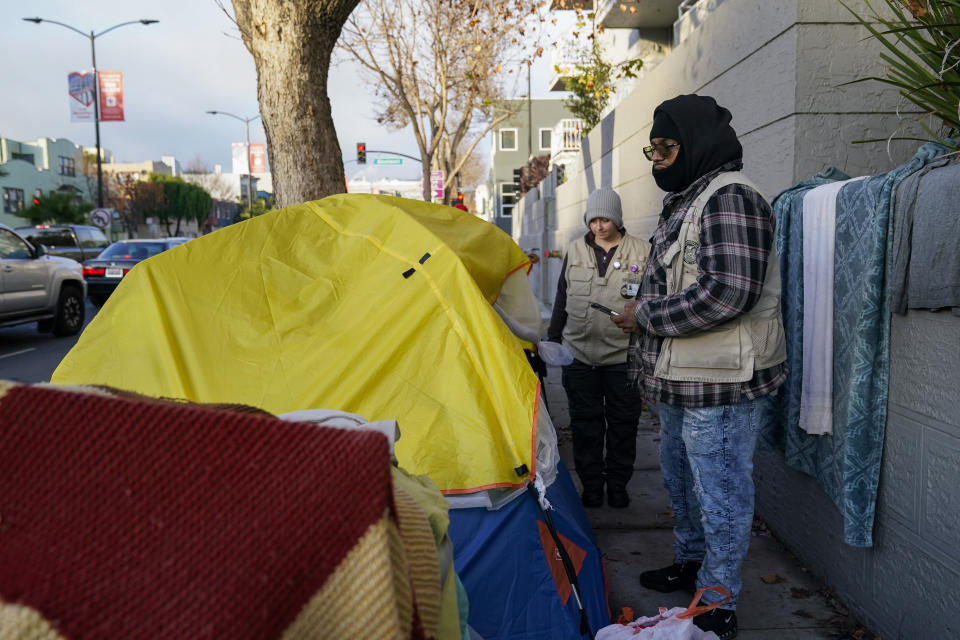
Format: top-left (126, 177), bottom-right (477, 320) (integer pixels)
top-left (799, 177), bottom-right (866, 436)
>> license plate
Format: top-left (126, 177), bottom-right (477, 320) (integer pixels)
top-left (105, 267), bottom-right (123, 278)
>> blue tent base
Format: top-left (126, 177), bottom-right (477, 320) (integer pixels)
top-left (449, 461), bottom-right (610, 640)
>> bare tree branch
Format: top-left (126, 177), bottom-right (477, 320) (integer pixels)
top-left (338, 0), bottom-right (544, 203)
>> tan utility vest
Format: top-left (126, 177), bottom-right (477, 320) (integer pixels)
top-left (563, 233), bottom-right (650, 366)
top-left (654, 171), bottom-right (787, 383)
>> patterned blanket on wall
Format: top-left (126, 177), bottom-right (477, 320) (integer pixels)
top-left (0, 381), bottom-right (442, 639)
top-left (767, 142), bottom-right (950, 547)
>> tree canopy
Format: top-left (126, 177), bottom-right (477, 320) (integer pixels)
top-left (23, 191), bottom-right (92, 226)
top-left (147, 175), bottom-right (213, 236)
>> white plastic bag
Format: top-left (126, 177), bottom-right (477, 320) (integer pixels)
top-left (595, 587), bottom-right (730, 640)
top-left (537, 340), bottom-right (574, 366)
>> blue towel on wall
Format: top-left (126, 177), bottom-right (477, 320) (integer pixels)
top-left (765, 143), bottom-right (949, 547)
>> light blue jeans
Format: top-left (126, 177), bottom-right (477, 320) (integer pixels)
top-left (656, 395), bottom-right (774, 609)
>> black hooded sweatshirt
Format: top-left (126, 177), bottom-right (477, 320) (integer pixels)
top-left (650, 95), bottom-right (743, 193)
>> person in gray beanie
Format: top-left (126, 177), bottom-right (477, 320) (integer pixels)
top-left (546, 187), bottom-right (649, 508)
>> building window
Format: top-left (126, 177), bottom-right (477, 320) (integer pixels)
top-left (499, 182), bottom-right (516, 217)
top-left (499, 128), bottom-right (518, 152)
top-left (3, 188), bottom-right (24, 214)
top-left (539, 128), bottom-right (552, 151)
top-left (58, 156), bottom-right (76, 177)
top-left (11, 152), bottom-right (35, 165)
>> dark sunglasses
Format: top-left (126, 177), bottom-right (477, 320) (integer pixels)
top-left (643, 142), bottom-right (680, 161)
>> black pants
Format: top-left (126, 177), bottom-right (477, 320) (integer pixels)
top-left (561, 359), bottom-right (641, 492)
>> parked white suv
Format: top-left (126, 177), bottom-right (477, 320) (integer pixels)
top-left (0, 223), bottom-right (86, 336)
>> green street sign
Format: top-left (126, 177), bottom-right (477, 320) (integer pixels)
top-left (373, 157), bottom-right (403, 165)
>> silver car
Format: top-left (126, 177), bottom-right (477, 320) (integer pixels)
top-left (0, 223), bottom-right (86, 336)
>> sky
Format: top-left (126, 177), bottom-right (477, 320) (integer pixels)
top-left (1, 0), bottom-right (568, 185)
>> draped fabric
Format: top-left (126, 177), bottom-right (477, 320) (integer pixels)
top-left (765, 143), bottom-right (949, 547)
top-left (890, 152), bottom-right (960, 314)
top-left (765, 167), bottom-right (851, 451)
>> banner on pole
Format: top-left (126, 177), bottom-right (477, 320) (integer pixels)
top-left (68, 71), bottom-right (124, 122)
top-left (68, 72), bottom-right (96, 122)
top-left (249, 143), bottom-right (267, 173)
top-left (98, 71), bottom-right (124, 122)
top-left (231, 143), bottom-right (249, 174)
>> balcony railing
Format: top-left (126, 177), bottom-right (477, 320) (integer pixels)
top-left (674, 0), bottom-right (727, 46)
top-left (550, 119), bottom-right (585, 165)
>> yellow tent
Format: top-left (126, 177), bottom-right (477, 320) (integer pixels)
top-left (52, 194), bottom-right (540, 494)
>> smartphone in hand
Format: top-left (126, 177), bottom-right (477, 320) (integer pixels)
top-left (590, 302), bottom-right (620, 316)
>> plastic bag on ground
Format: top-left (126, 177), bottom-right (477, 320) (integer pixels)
top-left (595, 587), bottom-right (730, 640)
top-left (538, 340), bottom-right (574, 366)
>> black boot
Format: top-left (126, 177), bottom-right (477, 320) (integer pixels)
top-left (606, 485), bottom-right (630, 509)
top-left (580, 485), bottom-right (604, 508)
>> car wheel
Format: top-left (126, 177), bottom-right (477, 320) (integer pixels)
top-left (89, 294), bottom-right (108, 307)
top-left (53, 285), bottom-right (85, 337)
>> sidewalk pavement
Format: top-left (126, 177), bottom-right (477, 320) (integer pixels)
top-left (541, 364), bottom-right (867, 639)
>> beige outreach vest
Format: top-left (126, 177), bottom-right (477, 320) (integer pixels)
top-left (563, 233), bottom-right (650, 366)
top-left (654, 171), bottom-right (787, 383)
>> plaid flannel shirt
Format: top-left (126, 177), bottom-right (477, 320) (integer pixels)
top-left (627, 162), bottom-right (787, 407)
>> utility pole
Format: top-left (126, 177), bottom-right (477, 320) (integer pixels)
top-left (206, 111), bottom-right (261, 215)
top-left (527, 61), bottom-right (533, 161)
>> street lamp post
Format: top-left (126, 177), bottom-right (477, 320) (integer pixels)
top-left (205, 111), bottom-right (261, 215)
top-left (23, 17), bottom-right (158, 208)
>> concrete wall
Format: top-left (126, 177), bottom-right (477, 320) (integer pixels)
top-left (755, 311), bottom-right (960, 640)
top-left (518, 0), bottom-right (954, 637)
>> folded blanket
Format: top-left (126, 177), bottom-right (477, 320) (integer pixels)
top-left (0, 381), bottom-right (428, 639)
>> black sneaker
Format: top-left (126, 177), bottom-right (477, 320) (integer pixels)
top-left (638, 560), bottom-right (701, 593)
top-left (581, 487), bottom-right (603, 508)
top-left (693, 606), bottom-right (737, 639)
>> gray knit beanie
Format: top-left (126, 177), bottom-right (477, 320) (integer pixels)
top-left (582, 187), bottom-right (623, 228)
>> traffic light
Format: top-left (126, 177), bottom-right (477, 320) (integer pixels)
top-left (512, 167), bottom-right (523, 192)
top-left (456, 191), bottom-right (464, 203)
top-left (357, 142), bottom-right (367, 164)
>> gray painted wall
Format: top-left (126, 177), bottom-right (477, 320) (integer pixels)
top-left (516, 0), bottom-right (956, 637)
top-left (489, 98), bottom-right (575, 234)
top-left (755, 311), bottom-right (960, 640)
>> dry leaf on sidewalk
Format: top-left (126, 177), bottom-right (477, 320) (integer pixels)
top-left (760, 573), bottom-right (786, 584)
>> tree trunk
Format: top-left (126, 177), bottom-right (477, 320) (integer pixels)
top-left (232, 0), bottom-right (361, 208)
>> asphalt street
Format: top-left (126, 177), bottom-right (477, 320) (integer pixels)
top-left (0, 299), bottom-right (98, 383)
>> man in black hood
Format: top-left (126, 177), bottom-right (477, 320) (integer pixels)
top-left (612, 95), bottom-right (787, 640)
